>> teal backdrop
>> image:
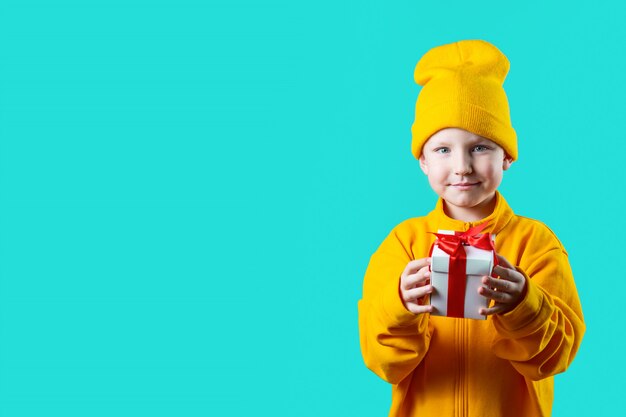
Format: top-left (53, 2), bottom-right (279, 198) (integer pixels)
top-left (0, 0), bottom-right (620, 415)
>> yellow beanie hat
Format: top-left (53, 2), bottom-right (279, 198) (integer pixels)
top-left (411, 40), bottom-right (518, 161)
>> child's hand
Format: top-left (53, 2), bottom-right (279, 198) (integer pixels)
top-left (478, 255), bottom-right (527, 316)
top-left (400, 258), bottom-right (433, 315)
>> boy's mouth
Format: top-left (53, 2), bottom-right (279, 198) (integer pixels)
top-left (450, 182), bottom-right (480, 190)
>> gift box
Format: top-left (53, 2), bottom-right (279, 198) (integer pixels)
top-left (428, 225), bottom-right (497, 320)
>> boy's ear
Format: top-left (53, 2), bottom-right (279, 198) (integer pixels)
top-left (502, 155), bottom-right (513, 171)
top-left (419, 155), bottom-right (429, 175)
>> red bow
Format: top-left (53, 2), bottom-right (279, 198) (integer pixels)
top-left (432, 223), bottom-right (496, 258)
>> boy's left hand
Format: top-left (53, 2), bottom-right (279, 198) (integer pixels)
top-left (478, 255), bottom-right (527, 316)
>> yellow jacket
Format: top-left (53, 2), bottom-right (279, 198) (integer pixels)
top-left (358, 192), bottom-right (585, 417)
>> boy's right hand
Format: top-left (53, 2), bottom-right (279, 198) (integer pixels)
top-left (400, 258), bottom-right (433, 315)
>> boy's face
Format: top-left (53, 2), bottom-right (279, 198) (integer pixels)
top-left (419, 128), bottom-right (512, 220)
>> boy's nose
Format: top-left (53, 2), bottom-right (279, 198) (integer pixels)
top-left (453, 154), bottom-right (473, 175)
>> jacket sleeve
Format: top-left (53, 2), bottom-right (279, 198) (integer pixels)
top-left (491, 245), bottom-right (585, 381)
top-left (358, 229), bottom-right (433, 385)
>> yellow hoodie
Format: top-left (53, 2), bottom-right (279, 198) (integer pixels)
top-left (358, 192), bottom-right (585, 417)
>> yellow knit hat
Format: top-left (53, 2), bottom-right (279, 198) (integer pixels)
top-left (411, 40), bottom-right (518, 161)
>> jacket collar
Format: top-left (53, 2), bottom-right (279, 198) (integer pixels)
top-left (427, 191), bottom-right (514, 235)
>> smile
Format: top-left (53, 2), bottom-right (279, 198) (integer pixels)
top-left (450, 182), bottom-right (480, 190)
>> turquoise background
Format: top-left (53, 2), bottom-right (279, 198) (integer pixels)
top-left (0, 0), bottom-right (621, 415)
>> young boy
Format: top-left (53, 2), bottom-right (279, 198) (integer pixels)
top-left (358, 40), bottom-right (585, 417)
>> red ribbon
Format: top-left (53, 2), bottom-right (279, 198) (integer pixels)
top-left (431, 223), bottom-right (497, 318)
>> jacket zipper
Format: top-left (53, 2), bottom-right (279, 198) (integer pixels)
top-left (459, 222), bottom-right (470, 417)
top-left (456, 318), bottom-right (468, 417)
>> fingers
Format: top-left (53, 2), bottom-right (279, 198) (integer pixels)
top-left (405, 301), bottom-right (433, 315)
top-left (402, 268), bottom-right (430, 290)
top-left (481, 275), bottom-right (515, 292)
top-left (400, 258), bottom-right (433, 315)
top-left (479, 304), bottom-right (507, 316)
top-left (491, 265), bottom-right (526, 299)
top-left (492, 265), bottom-right (523, 284)
top-left (403, 258), bottom-right (431, 276)
top-left (478, 285), bottom-right (516, 304)
top-left (403, 284), bottom-right (433, 304)
top-left (478, 259), bottom-right (527, 315)
top-left (401, 262), bottom-right (431, 291)
top-left (496, 254), bottom-right (515, 270)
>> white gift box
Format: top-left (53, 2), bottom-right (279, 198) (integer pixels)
top-left (429, 230), bottom-right (495, 320)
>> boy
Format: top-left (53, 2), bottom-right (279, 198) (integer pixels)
top-left (358, 40), bottom-right (585, 417)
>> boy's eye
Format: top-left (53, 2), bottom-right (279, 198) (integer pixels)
top-left (434, 147), bottom-right (450, 154)
top-left (472, 145), bottom-right (490, 152)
